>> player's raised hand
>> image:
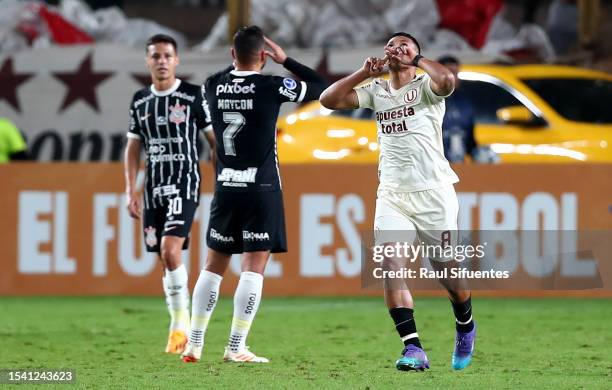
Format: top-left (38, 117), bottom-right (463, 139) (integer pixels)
top-left (362, 56), bottom-right (388, 77)
top-left (387, 43), bottom-right (418, 67)
top-left (264, 37), bottom-right (288, 64)
top-left (126, 192), bottom-right (141, 219)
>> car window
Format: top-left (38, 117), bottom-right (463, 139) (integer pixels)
top-left (522, 78), bottom-right (612, 124)
top-left (459, 80), bottom-right (525, 124)
top-left (330, 108), bottom-right (374, 120)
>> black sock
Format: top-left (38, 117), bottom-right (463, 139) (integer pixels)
top-left (451, 296), bottom-right (475, 333)
top-left (389, 307), bottom-right (422, 348)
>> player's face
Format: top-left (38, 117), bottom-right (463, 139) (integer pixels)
top-left (146, 43), bottom-right (179, 81)
top-left (385, 36), bottom-right (418, 71)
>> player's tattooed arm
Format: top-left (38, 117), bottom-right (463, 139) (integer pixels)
top-left (319, 56), bottom-right (387, 110)
top-left (124, 138), bottom-right (142, 219)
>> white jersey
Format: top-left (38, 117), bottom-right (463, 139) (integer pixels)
top-left (355, 73), bottom-right (459, 192)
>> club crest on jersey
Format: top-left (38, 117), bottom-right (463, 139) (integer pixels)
top-left (169, 102), bottom-right (187, 124)
top-left (404, 89), bottom-right (418, 104)
top-left (283, 78), bottom-right (297, 90)
top-left (144, 226), bottom-right (157, 247)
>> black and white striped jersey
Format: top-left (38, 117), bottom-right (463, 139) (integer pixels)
top-left (127, 79), bottom-right (210, 208)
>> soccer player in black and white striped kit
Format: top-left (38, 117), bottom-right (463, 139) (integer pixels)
top-left (124, 34), bottom-right (215, 354)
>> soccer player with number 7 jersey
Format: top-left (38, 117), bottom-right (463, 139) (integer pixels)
top-left (182, 26), bottom-right (327, 363)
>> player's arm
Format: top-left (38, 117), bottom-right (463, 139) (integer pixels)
top-left (204, 128), bottom-right (216, 173)
top-left (264, 36), bottom-right (327, 102)
top-left (417, 57), bottom-right (455, 96)
top-left (124, 138), bottom-right (142, 219)
top-left (199, 82), bottom-right (217, 172)
top-left (319, 56), bottom-right (387, 109)
top-left (125, 100), bottom-right (143, 219)
top-left (389, 46), bottom-right (455, 96)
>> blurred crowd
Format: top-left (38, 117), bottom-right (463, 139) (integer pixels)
top-left (0, 0), bottom-right (592, 62)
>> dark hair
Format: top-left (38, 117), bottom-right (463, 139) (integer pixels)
top-left (233, 25), bottom-right (265, 64)
top-left (388, 32), bottom-right (421, 54)
top-left (146, 34), bottom-right (178, 53)
top-left (437, 55), bottom-right (460, 66)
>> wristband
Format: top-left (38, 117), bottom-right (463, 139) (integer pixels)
top-left (412, 54), bottom-right (424, 67)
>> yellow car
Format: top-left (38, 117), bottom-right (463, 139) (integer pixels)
top-left (277, 65), bottom-right (612, 163)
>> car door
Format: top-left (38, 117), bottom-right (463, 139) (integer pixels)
top-left (458, 74), bottom-right (560, 162)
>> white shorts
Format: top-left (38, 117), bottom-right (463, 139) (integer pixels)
top-left (374, 184), bottom-right (458, 262)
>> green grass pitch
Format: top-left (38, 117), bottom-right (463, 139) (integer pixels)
top-left (0, 296), bottom-right (610, 389)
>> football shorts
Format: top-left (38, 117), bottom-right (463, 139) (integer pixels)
top-left (374, 184), bottom-right (458, 262)
top-left (206, 190), bottom-right (287, 254)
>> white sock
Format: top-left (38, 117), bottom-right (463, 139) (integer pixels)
top-left (162, 274), bottom-right (173, 331)
top-left (227, 271), bottom-right (263, 353)
top-left (165, 264), bottom-right (189, 333)
top-left (189, 270), bottom-right (223, 347)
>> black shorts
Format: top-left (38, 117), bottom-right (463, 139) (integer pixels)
top-left (143, 196), bottom-right (198, 253)
top-left (206, 190), bottom-right (287, 254)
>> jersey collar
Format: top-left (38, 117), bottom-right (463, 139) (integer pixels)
top-left (230, 70), bottom-right (260, 76)
top-left (388, 75), bottom-right (422, 95)
top-left (150, 79), bottom-right (181, 96)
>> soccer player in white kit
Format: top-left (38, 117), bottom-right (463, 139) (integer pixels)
top-left (320, 32), bottom-right (476, 371)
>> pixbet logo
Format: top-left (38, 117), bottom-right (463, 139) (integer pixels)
top-left (216, 83), bottom-right (256, 94)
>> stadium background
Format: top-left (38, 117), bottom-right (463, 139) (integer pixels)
top-left (1, 0), bottom-right (611, 388)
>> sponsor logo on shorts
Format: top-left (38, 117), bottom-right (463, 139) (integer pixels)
top-left (210, 228), bottom-right (234, 243)
top-left (216, 83), bottom-right (256, 95)
top-left (152, 184), bottom-right (180, 198)
top-left (243, 230), bottom-right (270, 241)
top-left (217, 167), bottom-right (257, 187)
top-left (144, 226), bottom-right (157, 247)
top-left (283, 78), bottom-right (297, 90)
top-left (278, 86), bottom-right (297, 101)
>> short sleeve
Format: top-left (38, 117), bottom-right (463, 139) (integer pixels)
top-left (197, 84), bottom-right (212, 132)
top-left (127, 95), bottom-right (141, 140)
top-left (354, 82), bottom-right (374, 109)
top-left (273, 76), bottom-right (307, 103)
top-left (421, 73), bottom-right (453, 103)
